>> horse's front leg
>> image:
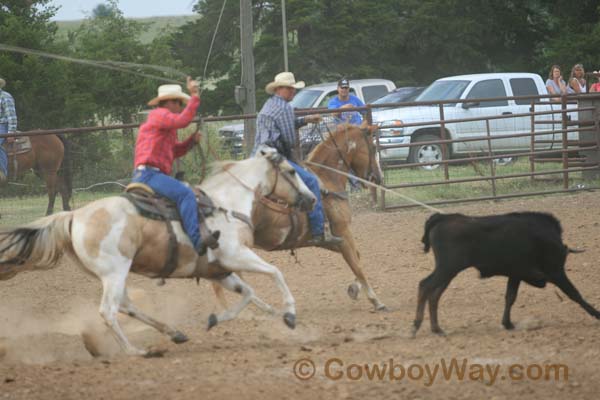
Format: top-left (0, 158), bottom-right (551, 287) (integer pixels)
top-left (211, 277), bottom-right (276, 315)
top-left (337, 227), bottom-right (387, 311)
top-left (207, 273), bottom-right (275, 330)
top-left (217, 245), bottom-right (297, 329)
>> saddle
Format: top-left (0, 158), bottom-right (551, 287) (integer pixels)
top-left (2, 136), bottom-right (32, 156)
top-left (121, 183), bottom-right (220, 280)
top-left (2, 137), bottom-right (32, 181)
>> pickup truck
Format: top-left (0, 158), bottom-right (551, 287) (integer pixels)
top-left (372, 73), bottom-right (577, 168)
top-left (218, 79), bottom-right (396, 157)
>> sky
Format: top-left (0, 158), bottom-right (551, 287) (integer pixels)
top-left (49, 0), bottom-right (197, 21)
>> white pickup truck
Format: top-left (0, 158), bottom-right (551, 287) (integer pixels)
top-left (372, 73), bottom-right (577, 167)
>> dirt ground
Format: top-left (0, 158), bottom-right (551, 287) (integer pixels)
top-left (1, 191), bottom-right (600, 400)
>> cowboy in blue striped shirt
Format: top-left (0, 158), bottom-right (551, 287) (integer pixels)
top-left (0, 77), bottom-right (17, 183)
top-left (253, 72), bottom-right (343, 247)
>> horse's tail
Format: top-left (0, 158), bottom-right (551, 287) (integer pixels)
top-left (58, 135), bottom-right (73, 196)
top-left (0, 212), bottom-right (73, 280)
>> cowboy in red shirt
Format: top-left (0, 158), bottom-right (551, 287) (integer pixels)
top-left (133, 77), bottom-right (217, 254)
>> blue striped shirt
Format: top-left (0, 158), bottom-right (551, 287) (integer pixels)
top-left (253, 95), bottom-right (306, 160)
top-left (0, 90), bottom-right (17, 132)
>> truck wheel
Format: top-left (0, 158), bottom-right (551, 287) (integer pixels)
top-left (408, 134), bottom-right (444, 170)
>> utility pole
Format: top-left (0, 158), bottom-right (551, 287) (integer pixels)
top-left (238, 0), bottom-right (256, 153)
top-left (282, 0), bottom-right (288, 71)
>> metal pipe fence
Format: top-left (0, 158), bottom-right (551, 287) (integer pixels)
top-left (1, 92), bottom-right (599, 226)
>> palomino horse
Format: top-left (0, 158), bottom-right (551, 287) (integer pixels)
top-left (213, 121), bottom-right (387, 311)
top-left (4, 134), bottom-right (72, 215)
top-left (0, 147), bottom-right (315, 356)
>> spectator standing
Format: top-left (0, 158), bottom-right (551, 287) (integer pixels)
top-left (545, 65), bottom-right (567, 101)
top-left (328, 78), bottom-right (365, 125)
top-left (0, 77), bottom-right (17, 183)
top-left (567, 64), bottom-right (587, 94)
top-left (590, 71), bottom-right (600, 92)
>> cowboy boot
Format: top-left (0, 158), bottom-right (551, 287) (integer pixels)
top-left (307, 229), bottom-right (343, 247)
top-left (196, 225), bottom-right (220, 256)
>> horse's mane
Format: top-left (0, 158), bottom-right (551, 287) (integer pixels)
top-left (306, 123), bottom-right (359, 162)
top-left (207, 160), bottom-right (238, 176)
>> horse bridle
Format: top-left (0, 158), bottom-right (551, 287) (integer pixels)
top-left (324, 124), bottom-right (378, 183)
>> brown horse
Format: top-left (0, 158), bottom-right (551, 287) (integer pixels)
top-left (213, 122), bottom-right (388, 311)
top-left (5, 134), bottom-right (72, 215)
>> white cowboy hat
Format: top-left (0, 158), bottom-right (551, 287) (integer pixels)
top-left (0, 78), bottom-right (5, 89)
top-left (147, 84), bottom-right (191, 106)
top-left (265, 72), bottom-right (305, 95)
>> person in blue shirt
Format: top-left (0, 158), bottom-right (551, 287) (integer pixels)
top-left (253, 71), bottom-right (343, 247)
top-left (327, 78), bottom-right (364, 190)
top-left (328, 78), bottom-right (365, 125)
top-left (0, 77), bottom-right (18, 183)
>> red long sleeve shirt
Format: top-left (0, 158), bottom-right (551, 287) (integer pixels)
top-left (134, 96), bottom-right (200, 175)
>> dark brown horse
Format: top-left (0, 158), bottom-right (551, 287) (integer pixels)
top-left (213, 121), bottom-right (388, 311)
top-left (5, 134), bottom-right (72, 215)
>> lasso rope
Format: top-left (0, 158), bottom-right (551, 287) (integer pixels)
top-left (304, 160), bottom-right (444, 213)
top-left (200, 0), bottom-right (228, 84)
top-left (0, 44), bottom-right (186, 84)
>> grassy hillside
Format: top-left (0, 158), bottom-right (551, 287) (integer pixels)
top-left (55, 15), bottom-right (200, 44)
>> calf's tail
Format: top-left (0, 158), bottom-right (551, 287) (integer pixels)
top-left (0, 212), bottom-right (73, 280)
top-left (422, 212), bottom-right (445, 253)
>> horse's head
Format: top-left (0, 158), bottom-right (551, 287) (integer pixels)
top-left (339, 121), bottom-right (383, 186)
top-left (256, 146), bottom-right (316, 212)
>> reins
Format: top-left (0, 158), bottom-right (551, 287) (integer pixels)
top-left (220, 156), bottom-right (305, 213)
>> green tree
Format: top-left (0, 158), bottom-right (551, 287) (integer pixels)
top-left (536, 0), bottom-right (600, 77)
top-left (171, 0), bottom-right (241, 115)
top-left (0, 0), bottom-right (76, 130)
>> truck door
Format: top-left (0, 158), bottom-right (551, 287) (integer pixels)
top-left (458, 79), bottom-right (511, 152)
top-left (508, 77), bottom-right (554, 151)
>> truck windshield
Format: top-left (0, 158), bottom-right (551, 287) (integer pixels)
top-left (290, 89), bottom-right (322, 108)
top-left (416, 80), bottom-right (470, 106)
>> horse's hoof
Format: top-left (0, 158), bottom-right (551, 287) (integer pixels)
top-left (207, 314), bottom-right (218, 331)
top-left (283, 312), bottom-right (296, 329)
top-left (375, 304), bottom-right (388, 312)
top-left (171, 331), bottom-right (189, 344)
top-left (143, 347), bottom-right (167, 358)
top-left (347, 283), bottom-right (360, 300)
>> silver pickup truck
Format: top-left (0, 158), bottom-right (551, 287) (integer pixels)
top-left (372, 73), bottom-right (577, 168)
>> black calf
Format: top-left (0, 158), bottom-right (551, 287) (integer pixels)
top-left (413, 212), bottom-right (600, 336)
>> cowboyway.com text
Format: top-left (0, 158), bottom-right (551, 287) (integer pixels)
top-left (292, 357), bottom-right (568, 385)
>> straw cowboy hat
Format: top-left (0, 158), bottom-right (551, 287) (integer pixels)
top-left (0, 78), bottom-right (5, 89)
top-left (265, 72), bottom-right (305, 95)
top-left (148, 84), bottom-right (191, 106)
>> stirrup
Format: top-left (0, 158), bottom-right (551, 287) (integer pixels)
top-left (197, 230), bottom-right (221, 255)
top-left (204, 230), bottom-right (220, 249)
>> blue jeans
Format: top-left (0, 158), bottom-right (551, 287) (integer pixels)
top-left (0, 124), bottom-right (8, 176)
top-left (289, 161), bottom-right (324, 236)
top-left (131, 168), bottom-right (201, 248)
